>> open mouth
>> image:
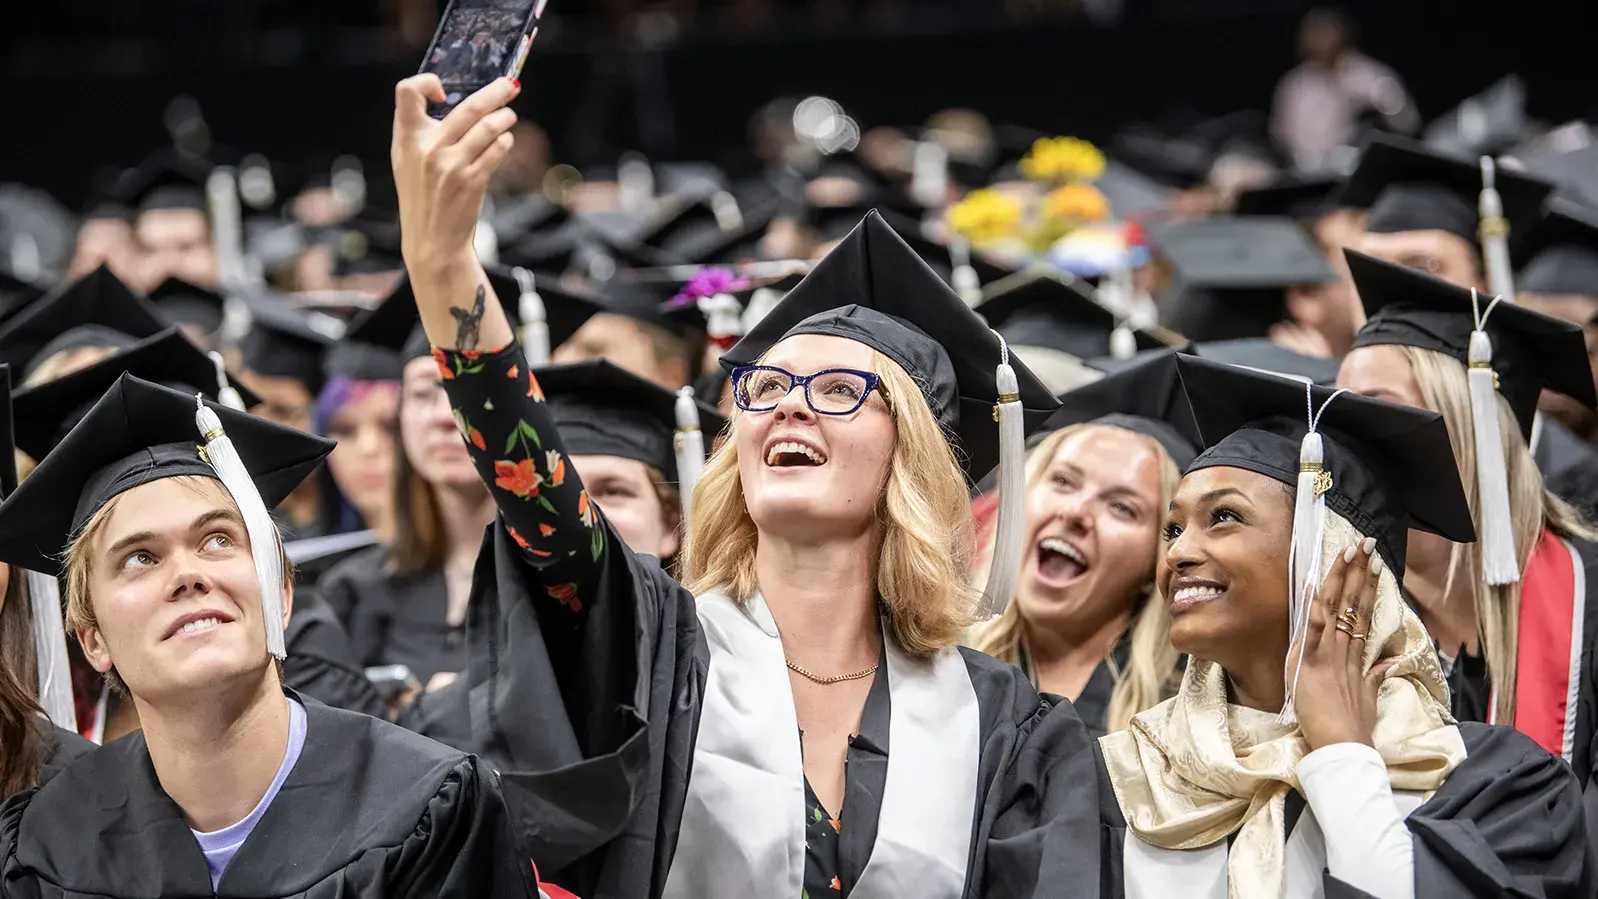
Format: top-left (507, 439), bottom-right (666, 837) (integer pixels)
top-left (1035, 537), bottom-right (1088, 586)
top-left (765, 440), bottom-right (827, 468)
top-left (164, 611), bottom-right (236, 641)
top-left (1168, 582), bottom-right (1226, 614)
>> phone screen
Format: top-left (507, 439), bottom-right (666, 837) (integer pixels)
top-left (421, 0), bottom-right (544, 118)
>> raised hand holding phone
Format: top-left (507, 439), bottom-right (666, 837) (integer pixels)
top-left (420, 0), bottom-right (550, 119)
top-left (392, 75), bottom-right (520, 278)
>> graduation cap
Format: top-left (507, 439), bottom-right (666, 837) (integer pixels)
top-left (1176, 354), bottom-right (1475, 667)
top-left (351, 264), bottom-right (602, 367)
top-left (720, 210), bottom-right (1060, 616)
top-left (1085, 339), bottom-right (1342, 386)
top-left (0, 265), bottom-right (170, 377)
top-left (1336, 133), bottom-right (1553, 243)
top-left (1424, 76), bottom-right (1529, 159)
top-left (1514, 199), bottom-right (1598, 296)
top-left (1109, 126), bottom-right (1215, 190)
top-left (239, 300), bottom-right (337, 394)
top-left (976, 270), bottom-right (1176, 361)
top-left (630, 191), bottom-right (757, 259)
top-left (148, 277), bottom-right (226, 337)
top-left (1150, 217), bottom-right (1336, 342)
top-left (592, 276), bottom-right (707, 342)
top-left (117, 151), bottom-right (213, 216)
top-left (1347, 248), bottom-right (1596, 434)
top-left (1347, 248), bottom-right (1595, 585)
top-left (1234, 173), bottom-right (1346, 221)
top-left (1039, 351), bottom-right (1203, 469)
top-left (537, 359), bottom-right (727, 483)
top-left (0, 375), bottom-right (334, 658)
top-left (1512, 140), bottom-right (1598, 212)
top-left (11, 328), bottom-right (261, 462)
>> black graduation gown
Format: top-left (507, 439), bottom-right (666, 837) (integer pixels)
top-left (463, 518), bottom-right (1102, 899)
top-left (1092, 722), bottom-right (1591, 899)
top-left (36, 723), bottom-right (94, 786)
top-left (317, 545), bottom-right (466, 686)
top-left (1017, 639), bottom-right (1135, 740)
top-left (0, 693), bottom-right (538, 898)
top-left (282, 592), bottom-right (387, 719)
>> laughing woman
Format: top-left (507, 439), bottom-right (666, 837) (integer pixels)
top-left (1094, 355), bottom-right (1588, 898)
top-left (969, 353), bottom-right (1193, 736)
top-left (391, 76), bottom-right (1100, 899)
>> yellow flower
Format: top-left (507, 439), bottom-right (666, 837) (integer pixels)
top-left (1043, 183), bottom-right (1111, 222)
top-left (1020, 136), bottom-right (1106, 183)
top-left (945, 188), bottom-right (1025, 244)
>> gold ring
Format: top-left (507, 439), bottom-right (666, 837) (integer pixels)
top-left (1337, 609), bottom-right (1361, 629)
top-left (1334, 620), bottom-right (1367, 639)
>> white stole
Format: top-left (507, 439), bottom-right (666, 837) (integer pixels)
top-left (662, 591), bottom-right (981, 899)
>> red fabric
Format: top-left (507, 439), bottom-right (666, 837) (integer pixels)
top-left (530, 861), bottom-right (581, 899)
top-left (1513, 527), bottom-right (1578, 756)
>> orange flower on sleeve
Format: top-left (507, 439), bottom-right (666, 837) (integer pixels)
top-left (527, 371), bottom-right (546, 401)
top-left (548, 583), bottom-right (583, 612)
top-left (432, 348), bottom-right (454, 380)
top-left (494, 459), bottom-right (543, 498)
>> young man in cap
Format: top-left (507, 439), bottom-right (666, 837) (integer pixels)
top-left (0, 376), bottom-right (536, 897)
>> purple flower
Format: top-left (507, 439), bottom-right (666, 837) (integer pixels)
top-left (669, 267), bottom-right (750, 308)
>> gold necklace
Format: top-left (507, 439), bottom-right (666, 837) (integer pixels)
top-left (785, 659), bottom-right (878, 685)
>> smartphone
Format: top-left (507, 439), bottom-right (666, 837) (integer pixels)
top-left (364, 664), bottom-right (422, 698)
top-left (419, 0), bottom-right (550, 119)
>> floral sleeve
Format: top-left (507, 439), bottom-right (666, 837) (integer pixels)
top-left (433, 342), bottom-right (601, 612)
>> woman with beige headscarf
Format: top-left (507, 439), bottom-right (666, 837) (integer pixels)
top-left (1089, 356), bottom-right (1589, 899)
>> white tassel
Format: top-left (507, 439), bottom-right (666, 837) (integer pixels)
top-left (742, 287), bottom-right (783, 334)
top-left (709, 191), bottom-right (743, 233)
top-left (1469, 327), bottom-right (1521, 584)
top-left (673, 388), bottom-right (706, 527)
top-left (977, 331), bottom-right (1026, 619)
top-left (195, 396), bottom-right (287, 659)
top-left (515, 268), bottom-right (550, 366)
top-left (1478, 157), bottom-right (1518, 303)
top-left (698, 292), bottom-right (744, 360)
top-left (1109, 322), bottom-right (1137, 361)
top-left (208, 351), bottom-right (246, 411)
top-left (1279, 383), bottom-right (1348, 724)
top-left (949, 237), bottom-right (983, 307)
top-left (27, 568), bottom-right (74, 729)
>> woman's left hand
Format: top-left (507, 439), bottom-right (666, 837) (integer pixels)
top-left (1292, 537), bottom-right (1392, 752)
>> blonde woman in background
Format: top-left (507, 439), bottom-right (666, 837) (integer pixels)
top-left (969, 353), bottom-right (1192, 736)
top-left (1337, 251), bottom-right (1598, 788)
top-left (392, 75), bottom-right (1102, 899)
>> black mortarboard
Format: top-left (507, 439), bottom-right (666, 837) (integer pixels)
top-left (1234, 173), bottom-right (1346, 221)
top-left (0, 374), bottom-right (334, 577)
top-left (630, 192), bottom-right (755, 258)
top-left (239, 300), bottom-right (336, 394)
top-left (1346, 248), bottom-right (1597, 436)
top-left (976, 270), bottom-right (1177, 359)
top-left (1424, 77), bottom-right (1528, 159)
top-left (0, 266), bottom-right (169, 376)
top-left (1151, 217), bottom-right (1336, 342)
top-left (1039, 351), bottom-right (1203, 469)
top-left (352, 264), bottom-right (601, 365)
top-left (1337, 133), bottom-right (1553, 242)
top-left (1177, 354), bottom-right (1476, 577)
top-left (1085, 339), bottom-right (1341, 386)
top-left (1514, 199), bottom-right (1598, 296)
top-left (592, 277), bottom-right (706, 340)
top-left (537, 359), bottom-right (727, 481)
top-left (119, 152), bottom-right (213, 216)
top-left (11, 328), bottom-right (260, 461)
top-left (148, 277), bottom-right (226, 336)
top-left (1109, 126), bottom-right (1215, 190)
top-left (721, 210), bottom-right (1060, 481)
top-left (1513, 140), bottom-right (1598, 212)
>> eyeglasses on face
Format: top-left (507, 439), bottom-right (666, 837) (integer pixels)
top-left (729, 365), bottom-right (883, 416)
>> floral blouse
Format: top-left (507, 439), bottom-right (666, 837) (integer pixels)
top-left (435, 342), bottom-right (850, 896)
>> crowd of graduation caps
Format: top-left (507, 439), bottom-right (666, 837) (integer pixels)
top-left (3, 55), bottom-right (1598, 898)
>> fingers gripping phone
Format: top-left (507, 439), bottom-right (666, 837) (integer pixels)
top-left (419, 0), bottom-right (550, 119)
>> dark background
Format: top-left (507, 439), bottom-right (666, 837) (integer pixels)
top-left (5, 0), bottom-right (1592, 207)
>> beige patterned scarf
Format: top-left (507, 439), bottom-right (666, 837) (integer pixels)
top-left (1099, 513), bottom-right (1466, 899)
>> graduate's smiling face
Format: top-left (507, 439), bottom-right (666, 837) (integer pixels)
top-left (77, 477), bottom-right (290, 703)
top-left (735, 334), bottom-right (897, 541)
top-left (1158, 466), bottom-right (1293, 671)
top-left (1017, 426), bottom-right (1167, 633)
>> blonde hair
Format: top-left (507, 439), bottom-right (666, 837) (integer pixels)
top-left (1402, 345), bottom-right (1598, 725)
top-left (22, 345), bottom-right (118, 388)
top-left (680, 349), bottom-right (975, 656)
top-left (967, 423), bottom-right (1182, 732)
top-left (64, 474), bottom-right (292, 695)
